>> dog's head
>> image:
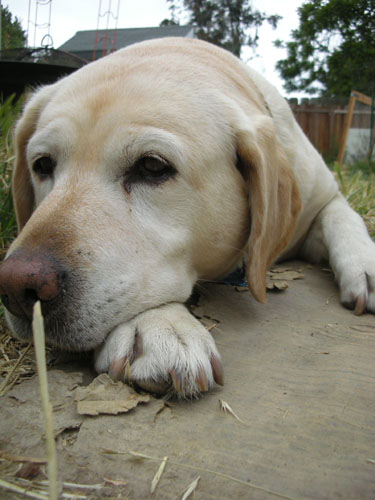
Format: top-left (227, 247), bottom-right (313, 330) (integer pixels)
top-left (0, 38), bottom-right (300, 350)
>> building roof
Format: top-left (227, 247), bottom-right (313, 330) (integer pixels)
top-left (58, 25), bottom-right (195, 61)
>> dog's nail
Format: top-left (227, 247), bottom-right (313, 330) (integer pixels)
top-left (132, 331), bottom-right (143, 360)
top-left (354, 295), bottom-right (366, 315)
top-left (196, 369), bottom-right (209, 392)
top-left (109, 357), bottom-right (127, 381)
top-left (210, 355), bottom-right (224, 386)
top-left (169, 368), bottom-right (183, 393)
top-left (124, 359), bottom-right (132, 382)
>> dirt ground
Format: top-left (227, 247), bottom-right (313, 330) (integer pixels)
top-left (0, 262), bottom-right (375, 499)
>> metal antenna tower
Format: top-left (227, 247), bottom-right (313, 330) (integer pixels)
top-left (93, 0), bottom-right (120, 61)
top-left (27, 0), bottom-right (53, 48)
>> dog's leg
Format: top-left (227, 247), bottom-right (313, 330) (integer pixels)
top-left (300, 193), bottom-right (375, 313)
top-left (94, 302), bottom-right (223, 397)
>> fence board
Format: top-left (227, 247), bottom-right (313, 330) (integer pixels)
top-left (289, 99), bottom-right (349, 157)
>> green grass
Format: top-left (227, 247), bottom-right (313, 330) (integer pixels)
top-left (334, 161), bottom-right (375, 238)
top-left (0, 95), bottom-right (22, 258)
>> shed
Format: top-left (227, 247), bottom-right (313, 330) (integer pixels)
top-left (58, 25), bottom-right (195, 61)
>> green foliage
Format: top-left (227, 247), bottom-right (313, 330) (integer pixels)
top-left (1, 5), bottom-right (27, 50)
top-left (276, 0), bottom-right (375, 97)
top-left (0, 95), bottom-right (22, 257)
top-left (163, 0), bottom-right (280, 58)
top-left (346, 159), bottom-right (375, 178)
top-left (159, 18), bottom-right (180, 26)
top-left (334, 161), bottom-right (375, 237)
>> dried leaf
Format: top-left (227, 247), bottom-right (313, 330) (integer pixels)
top-left (266, 280), bottom-right (289, 291)
top-left (75, 373), bottom-right (150, 416)
top-left (269, 266), bottom-right (303, 273)
top-left (15, 462), bottom-right (41, 480)
top-left (267, 269), bottom-right (304, 281)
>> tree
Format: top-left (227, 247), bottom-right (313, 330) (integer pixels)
top-left (161, 0), bottom-right (280, 58)
top-left (1, 5), bottom-right (27, 50)
top-left (275, 0), bottom-right (375, 97)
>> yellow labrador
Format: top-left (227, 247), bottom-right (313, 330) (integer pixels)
top-left (1, 38), bottom-right (374, 396)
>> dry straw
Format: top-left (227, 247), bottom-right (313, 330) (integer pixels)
top-left (32, 301), bottom-right (59, 500)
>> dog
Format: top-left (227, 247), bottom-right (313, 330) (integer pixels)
top-left (0, 38), bottom-right (374, 397)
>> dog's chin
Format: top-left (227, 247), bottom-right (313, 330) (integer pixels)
top-left (4, 309), bottom-right (107, 352)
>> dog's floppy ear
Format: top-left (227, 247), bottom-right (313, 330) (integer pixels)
top-left (236, 115), bottom-right (301, 303)
top-left (12, 85), bottom-right (56, 231)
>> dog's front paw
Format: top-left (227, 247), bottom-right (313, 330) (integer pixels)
top-left (94, 303), bottom-right (223, 397)
top-left (334, 244), bottom-right (375, 315)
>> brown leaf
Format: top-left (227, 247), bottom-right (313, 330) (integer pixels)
top-left (266, 280), bottom-right (289, 291)
top-left (267, 269), bottom-right (304, 281)
top-left (15, 462), bottom-right (41, 480)
top-left (75, 373), bottom-right (150, 416)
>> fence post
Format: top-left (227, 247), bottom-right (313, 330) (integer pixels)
top-left (338, 93), bottom-right (356, 164)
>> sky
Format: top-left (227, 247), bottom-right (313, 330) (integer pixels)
top-left (4, 0), bottom-right (305, 97)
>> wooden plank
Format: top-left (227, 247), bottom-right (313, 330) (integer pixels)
top-left (2, 267), bottom-right (375, 499)
top-left (338, 94), bottom-right (356, 164)
top-left (351, 90), bottom-right (373, 107)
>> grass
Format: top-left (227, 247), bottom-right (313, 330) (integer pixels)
top-left (0, 95), bottom-right (22, 258)
top-left (334, 161), bottom-right (375, 238)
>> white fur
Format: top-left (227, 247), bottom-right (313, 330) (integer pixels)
top-left (94, 303), bottom-right (220, 396)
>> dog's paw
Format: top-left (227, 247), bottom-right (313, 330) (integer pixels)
top-left (333, 244), bottom-right (375, 315)
top-left (94, 303), bottom-right (223, 397)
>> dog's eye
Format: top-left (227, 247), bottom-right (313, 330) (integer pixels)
top-left (32, 156), bottom-right (56, 179)
top-left (136, 155), bottom-right (174, 180)
top-left (124, 154), bottom-right (176, 192)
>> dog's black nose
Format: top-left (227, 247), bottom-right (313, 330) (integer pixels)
top-left (0, 249), bottom-right (66, 320)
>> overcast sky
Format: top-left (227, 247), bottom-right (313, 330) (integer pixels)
top-left (5, 0), bottom-right (304, 96)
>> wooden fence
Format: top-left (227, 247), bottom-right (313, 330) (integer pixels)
top-left (288, 96), bottom-right (373, 159)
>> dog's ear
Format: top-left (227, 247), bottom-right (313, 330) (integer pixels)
top-left (236, 115), bottom-right (301, 303)
top-left (12, 85), bottom-right (56, 231)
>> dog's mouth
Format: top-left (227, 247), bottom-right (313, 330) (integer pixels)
top-left (0, 249), bottom-right (115, 351)
top-left (2, 284), bottom-right (118, 352)
top-left (3, 303), bottom-right (104, 351)
top-left (2, 282), bottom-right (149, 352)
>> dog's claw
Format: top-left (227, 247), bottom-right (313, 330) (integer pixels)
top-left (124, 359), bottom-right (132, 382)
top-left (133, 331), bottom-right (143, 360)
top-left (354, 295), bottom-right (366, 315)
top-left (210, 355), bottom-right (224, 386)
top-left (169, 368), bottom-right (183, 393)
top-left (109, 357), bottom-right (127, 381)
top-left (196, 368), bottom-right (209, 392)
